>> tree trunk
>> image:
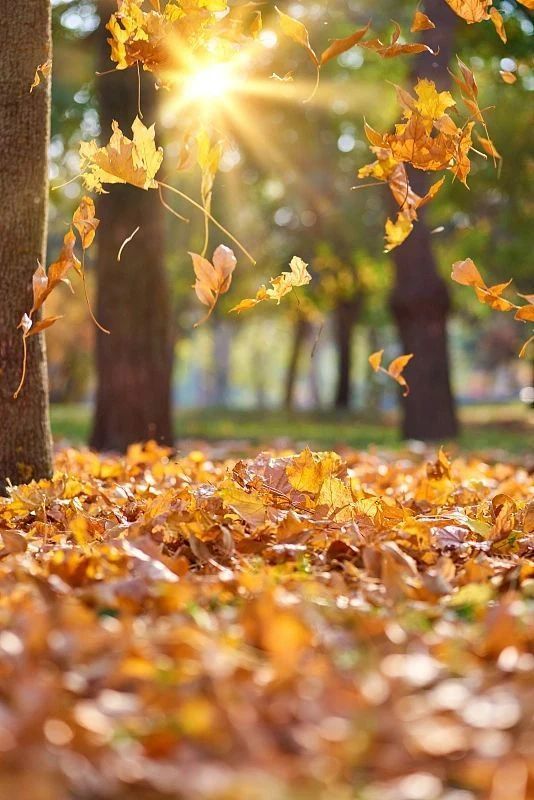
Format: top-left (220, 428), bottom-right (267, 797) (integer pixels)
top-left (90, 3), bottom-right (173, 451)
top-left (334, 299), bottom-right (361, 410)
top-left (390, 0), bottom-right (459, 441)
top-left (0, 1), bottom-right (53, 493)
top-left (284, 315), bottom-right (310, 410)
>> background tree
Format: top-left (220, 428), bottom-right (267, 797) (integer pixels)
top-left (0, 0), bottom-right (53, 492)
top-left (90, 0), bottom-right (174, 451)
top-left (390, 0), bottom-right (459, 441)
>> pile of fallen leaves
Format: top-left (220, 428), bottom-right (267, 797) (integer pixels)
top-left (0, 443), bottom-right (532, 800)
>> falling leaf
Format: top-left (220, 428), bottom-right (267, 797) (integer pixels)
top-left (275, 6), bottom-right (318, 66)
top-left (476, 134), bottom-right (501, 160)
top-left (190, 245), bottom-right (237, 323)
top-left (411, 10), bottom-right (435, 32)
top-left (489, 7), bottom-right (507, 43)
top-left (360, 21), bottom-right (437, 58)
top-left (443, 0), bottom-right (491, 24)
top-left (232, 257), bottom-right (311, 313)
top-left (500, 70), bottom-right (516, 84)
top-left (73, 196), bottom-right (100, 250)
top-left (267, 256), bottom-right (312, 303)
top-left (369, 350), bottom-right (413, 395)
top-left (320, 22), bottom-right (370, 66)
top-left (80, 117), bottom-right (163, 193)
top-left (384, 213), bottom-right (413, 252)
top-left (30, 58), bottom-right (52, 92)
top-left (27, 316), bottom-right (63, 337)
top-left (451, 258), bottom-right (485, 288)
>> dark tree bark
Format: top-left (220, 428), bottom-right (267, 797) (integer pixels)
top-left (284, 314), bottom-right (310, 410)
top-left (390, 0), bottom-right (459, 441)
top-left (90, 4), bottom-right (173, 451)
top-left (0, 1), bottom-right (53, 492)
top-left (334, 298), bottom-right (362, 410)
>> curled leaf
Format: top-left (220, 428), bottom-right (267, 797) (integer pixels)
top-left (73, 196), bottom-right (100, 250)
top-left (275, 6), bottom-right (318, 66)
top-left (369, 350), bottom-right (413, 396)
top-left (30, 59), bottom-right (52, 92)
top-left (320, 22), bottom-right (370, 66)
top-left (231, 257), bottom-right (311, 313)
top-left (191, 245), bottom-right (237, 324)
top-left (411, 11), bottom-right (435, 32)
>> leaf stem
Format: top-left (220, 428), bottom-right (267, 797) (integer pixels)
top-left (157, 181), bottom-right (256, 265)
top-left (13, 335), bottom-right (28, 400)
top-left (81, 249), bottom-right (110, 334)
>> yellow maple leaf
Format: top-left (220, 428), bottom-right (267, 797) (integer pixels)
top-left (286, 448), bottom-right (343, 495)
top-left (413, 78), bottom-right (456, 128)
top-left (231, 257), bottom-right (310, 313)
top-left (384, 213), bottom-right (413, 252)
top-left (266, 256), bottom-right (312, 303)
top-left (80, 116), bottom-right (163, 193)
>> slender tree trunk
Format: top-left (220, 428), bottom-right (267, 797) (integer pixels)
top-left (0, 1), bottom-right (53, 493)
top-left (284, 314), bottom-right (310, 410)
top-left (390, 0), bottom-right (459, 441)
top-left (90, 3), bottom-right (173, 451)
top-left (334, 299), bottom-right (361, 410)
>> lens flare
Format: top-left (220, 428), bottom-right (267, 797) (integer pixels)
top-left (183, 63), bottom-right (235, 103)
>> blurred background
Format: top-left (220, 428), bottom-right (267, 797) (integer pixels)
top-left (47, 0), bottom-right (533, 454)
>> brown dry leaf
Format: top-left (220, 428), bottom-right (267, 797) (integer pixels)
top-left (0, 529), bottom-right (27, 555)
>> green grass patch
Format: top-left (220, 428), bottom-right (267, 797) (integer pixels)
top-left (51, 403), bottom-right (532, 455)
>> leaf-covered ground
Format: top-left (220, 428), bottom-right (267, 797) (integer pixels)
top-left (0, 443), bottom-right (532, 800)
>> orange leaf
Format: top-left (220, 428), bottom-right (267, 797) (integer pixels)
top-left (275, 7), bottom-right (318, 66)
top-left (500, 70), bottom-right (516, 84)
top-left (190, 245), bottom-right (237, 322)
top-left (27, 316), bottom-right (63, 337)
top-left (73, 197), bottom-right (100, 250)
top-left (515, 305), bottom-right (534, 323)
top-left (369, 350), bottom-right (384, 371)
top-left (489, 7), bottom-right (507, 43)
top-left (451, 258), bottom-right (485, 288)
top-left (320, 22), bottom-right (370, 66)
top-left (411, 10), bottom-right (435, 32)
